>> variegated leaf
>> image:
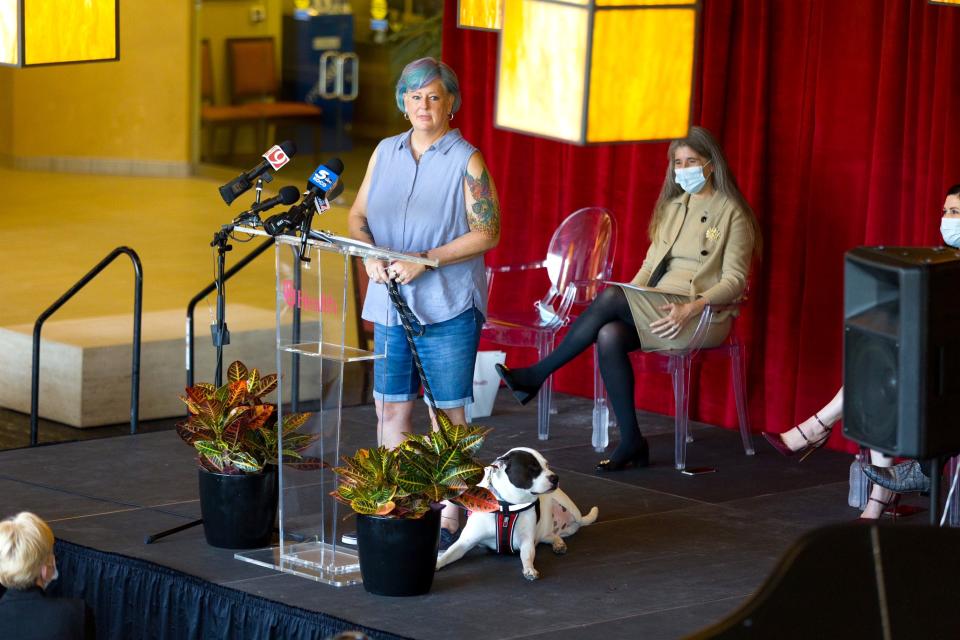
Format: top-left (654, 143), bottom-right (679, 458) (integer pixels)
top-left (175, 421), bottom-right (198, 445)
top-left (214, 382), bottom-right (232, 403)
top-left (194, 439), bottom-right (224, 459)
top-left (227, 379), bottom-right (247, 406)
top-left (194, 382), bottom-right (217, 395)
top-left (435, 408), bottom-right (454, 430)
top-left (180, 394), bottom-right (203, 415)
top-left (247, 367), bottom-right (260, 393)
top-left (453, 486), bottom-right (499, 513)
top-left (280, 412), bottom-right (311, 435)
top-left (440, 462), bottom-right (484, 485)
top-left (227, 361), bottom-right (248, 383)
top-left (351, 497), bottom-right (395, 516)
top-left (203, 454), bottom-right (225, 473)
top-left (184, 386), bottom-right (209, 404)
top-left (285, 456), bottom-right (326, 471)
top-left (442, 463), bottom-right (483, 485)
top-left (422, 484), bottom-right (445, 504)
top-left (281, 433), bottom-right (318, 452)
top-left (255, 373), bottom-right (278, 397)
top-left (396, 474), bottom-right (430, 496)
top-left (229, 450), bottom-right (262, 473)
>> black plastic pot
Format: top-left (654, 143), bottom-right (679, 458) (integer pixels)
top-left (356, 507), bottom-right (441, 596)
top-left (198, 467), bottom-right (277, 549)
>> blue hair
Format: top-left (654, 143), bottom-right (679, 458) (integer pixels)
top-left (395, 57), bottom-right (462, 114)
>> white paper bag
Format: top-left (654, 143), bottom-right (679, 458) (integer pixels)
top-left (465, 350), bottom-right (506, 421)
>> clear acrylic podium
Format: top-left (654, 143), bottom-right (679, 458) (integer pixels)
top-left (233, 226), bottom-right (437, 586)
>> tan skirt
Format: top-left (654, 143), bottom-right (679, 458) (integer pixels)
top-left (616, 285), bottom-right (732, 353)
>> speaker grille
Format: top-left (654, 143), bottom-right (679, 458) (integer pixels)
top-left (845, 327), bottom-right (898, 452)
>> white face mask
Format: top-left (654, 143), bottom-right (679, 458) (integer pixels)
top-left (42, 559), bottom-right (58, 590)
top-left (674, 161), bottom-right (711, 194)
top-left (941, 218), bottom-right (960, 248)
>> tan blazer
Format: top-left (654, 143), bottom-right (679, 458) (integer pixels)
top-left (630, 192), bottom-right (755, 306)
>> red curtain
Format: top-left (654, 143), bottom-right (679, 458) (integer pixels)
top-left (441, 0), bottom-right (960, 449)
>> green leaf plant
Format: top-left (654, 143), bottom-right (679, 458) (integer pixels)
top-left (331, 410), bottom-right (499, 519)
top-left (176, 361), bottom-right (323, 475)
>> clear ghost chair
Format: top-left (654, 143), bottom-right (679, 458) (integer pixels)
top-left (483, 207), bottom-right (617, 443)
top-left (596, 297), bottom-right (755, 470)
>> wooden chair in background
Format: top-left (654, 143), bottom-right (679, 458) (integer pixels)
top-left (199, 39), bottom-right (260, 163)
top-left (225, 37), bottom-right (323, 156)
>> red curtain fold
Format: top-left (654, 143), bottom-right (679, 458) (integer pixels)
top-left (441, 0), bottom-right (960, 450)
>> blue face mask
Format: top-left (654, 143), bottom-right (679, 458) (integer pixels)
top-left (941, 218), bottom-right (960, 248)
top-left (675, 161), bottom-right (711, 194)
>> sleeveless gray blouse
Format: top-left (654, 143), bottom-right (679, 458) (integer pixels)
top-left (361, 129), bottom-right (488, 326)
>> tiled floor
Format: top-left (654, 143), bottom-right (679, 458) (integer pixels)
top-left (0, 390), bottom-right (929, 639)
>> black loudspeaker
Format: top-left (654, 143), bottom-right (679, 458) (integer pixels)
top-left (687, 524), bottom-right (960, 639)
top-left (843, 246), bottom-right (960, 458)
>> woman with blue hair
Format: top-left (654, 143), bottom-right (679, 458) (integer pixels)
top-left (348, 57), bottom-right (501, 545)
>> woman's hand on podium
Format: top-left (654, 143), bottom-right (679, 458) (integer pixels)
top-left (365, 257), bottom-right (392, 284)
top-left (386, 260), bottom-right (428, 285)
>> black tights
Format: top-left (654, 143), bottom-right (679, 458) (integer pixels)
top-left (512, 287), bottom-right (644, 464)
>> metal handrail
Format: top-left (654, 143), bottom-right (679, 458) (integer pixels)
top-left (185, 237), bottom-right (274, 388)
top-left (31, 247), bottom-right (143, 446)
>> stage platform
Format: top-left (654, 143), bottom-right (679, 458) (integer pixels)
top-left (0, 391), bottom-right (925, 639)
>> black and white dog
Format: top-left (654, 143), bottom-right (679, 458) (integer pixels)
top-left (436, 447), bottom-right (599, 580)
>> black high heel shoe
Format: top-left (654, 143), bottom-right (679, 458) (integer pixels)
top-left (596, 439), bottom-right (650, 472)
top-left (495, 364), bottom-right (540, 406)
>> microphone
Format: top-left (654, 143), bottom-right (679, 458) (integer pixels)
top-left (218, 140), bottom-right (297, 205)
top-left (263, 158), bottom-right (345, 236)
top-left (262, 208), bottom-right (301, 236)
top-left (234, 186), bottom-right (301, 225)
top-left (306, 157), bottom-right (344, 195)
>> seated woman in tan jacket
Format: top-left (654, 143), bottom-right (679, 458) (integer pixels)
top-left (497, 126), bottom-right (761, 472)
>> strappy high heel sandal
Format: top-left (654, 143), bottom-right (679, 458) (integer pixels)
top-left (761, 414), bottom-right (833, 461)
top-left (857, 494), bottom-right (901, 521)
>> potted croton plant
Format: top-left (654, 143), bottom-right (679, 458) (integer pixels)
top-left (177, 361), bottom-right (320, 549)
top-left (332, 410), bottom-right (498, 596)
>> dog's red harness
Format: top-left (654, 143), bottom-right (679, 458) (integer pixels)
top-left (466, 499), bottom-right (540, 554)
top-left (492, 500), bottom-right (540, 555)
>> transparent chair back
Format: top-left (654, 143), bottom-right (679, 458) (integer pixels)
top-left (483, 207), bottom-right (616, 442)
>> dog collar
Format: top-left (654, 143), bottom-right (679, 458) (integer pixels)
top-left (498, 500), bottom-right (537, 513)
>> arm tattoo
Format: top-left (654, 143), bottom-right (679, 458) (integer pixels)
top-left (464, 168), bottom-right (501, 237)
top-left (359, 218), bottom-right (376, 244)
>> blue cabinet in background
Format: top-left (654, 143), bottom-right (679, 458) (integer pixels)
top-left (282, 13), bottom-right (356, 152)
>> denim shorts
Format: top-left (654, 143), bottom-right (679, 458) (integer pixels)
top-left (373, 307), bottom-right (484, 408)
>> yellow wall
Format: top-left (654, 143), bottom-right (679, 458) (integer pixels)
top-left (0, 68), bottom-right (11, 159)
top-left (8, 2), bottom-right (193, 163)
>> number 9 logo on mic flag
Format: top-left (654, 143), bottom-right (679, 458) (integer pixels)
top-left (264, 145), bottom-right (291, 170)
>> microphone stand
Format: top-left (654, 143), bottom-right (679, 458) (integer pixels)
top-left (148, 179), bottom-right (270, 544)
top-left (210, 226), bottom-right (233, 387)
top-left (212, 177), bottom-right (270, 386)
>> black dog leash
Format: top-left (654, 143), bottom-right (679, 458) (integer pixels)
top-left (385, 279), bottom-right (437, 408)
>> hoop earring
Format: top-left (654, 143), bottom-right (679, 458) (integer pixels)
top-left (403, 113), bottom-right (409, 120)
top-left (448, 113), bottom-right (454, 120)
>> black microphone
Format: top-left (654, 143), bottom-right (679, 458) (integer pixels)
top-left (263, 158), bottom-right (345, 236)
top-left (234, 186), bottom-right (301, 224)
top-left (218, 140), bottom-right (297, 205)
top-left (302, 157), bottom-right (345, 201)
top-left (262, 208), bottom-right (301, 236)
